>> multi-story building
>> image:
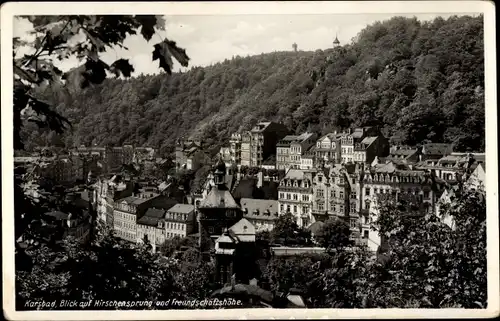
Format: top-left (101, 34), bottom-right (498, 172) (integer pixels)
top-left (197, 161), bottom-right (242, 253)
top-left (229, 133), bottom-right (242, 165)
top-left (219, 147), bottom-right (232, 167)
top-left (240, 132), bottom-right (252, 167)
top-left (311, 164), bottom-right (353, 223)
top-left (276, 135), bottom-right (299, 170)
top-left (352, 135), bottom-right (389, 164)
top-left (136, 207), bottom-right (167, 252)
top-left (358, 162), bottom-right (437, 243)
top-left (314, 132), bottom-right (342, 166)
top-left (113, 192), bottom-right (160, 243)
top-left (289, 133), bottom-right (318, 169)
top-left (300, 146), bottom-right (315, 170)
top-left (240, 198), bottom-right (279, 232)
top-left (340, 127), bottom-right (380, 163)
top-left (278, 169), bottom-right (314, 227)
top-left (164, 204), bottom-right (196, 238)
top-left (249, 121), bottom-right (289, 167)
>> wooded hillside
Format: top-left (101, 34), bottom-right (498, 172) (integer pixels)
top-left (23, 15), bottom-right (484, 156)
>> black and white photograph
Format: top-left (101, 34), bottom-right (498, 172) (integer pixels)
top-left (2, 1), bottom-right (498, 319)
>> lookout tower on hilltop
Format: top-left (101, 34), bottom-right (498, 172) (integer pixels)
top-left (333, 33), bottom-right (340, 48)
top-left (292, 42), bottom-right (298, 52)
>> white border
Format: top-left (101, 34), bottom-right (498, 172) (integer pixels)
top-left (1, 1), bottom-right (498, 320)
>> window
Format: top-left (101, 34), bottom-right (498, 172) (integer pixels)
top-left (293, 205), bottom-right (297, 213)
top-left (364, 230), bottom-right (369, 239)
top-left (365, 188), bottom-right (370, 196)
top-left (339, 177), bottom-right (344, 184)
top-left (318, 176), bottom-right (323, 182)
top-left (340, 205), bottom-right (344, 213)
top-left (339, 191), bottom-right (344, 199)
top-left (302, 195), bottom-right (309, 202)
top-left (318, 204), bottom-right (324, 211)
top-left (302, 206), bottom-right (308, 213)
top-left (280, 204), bottom-right (284, 212)
top-left (293, 194), bottom-right (298, 201)
top-left (424, 191), bottom-right (430, 199)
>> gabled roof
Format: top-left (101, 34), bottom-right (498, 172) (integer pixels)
top-left (360, 136), bottom-right (378, 146)
top-left (229, 218), bottom-right (255, 236)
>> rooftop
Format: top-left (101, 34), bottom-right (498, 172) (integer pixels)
top-left (137, 208), bottom-right (166, 226)
top-left (284, 169), bottom-right (305, 180)
top-left (240, 198), bottom-right (279, 221)
top-left (118, 193), bottom-right (158, 206)
top-left (199, 187), bottom-right (240, 209)
top-left (167, 203), bottom-right (195, 214)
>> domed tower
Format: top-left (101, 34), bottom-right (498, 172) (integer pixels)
top-left (333, 34), bottom-right (340, 48)
top-left (213, 158), bottom-right (227, 189)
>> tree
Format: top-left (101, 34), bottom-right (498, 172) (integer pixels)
top-left (313, 217), bottom-right (353, 251)
top-left (14, 15), bottom-right (189, 150)
top-left (359, 187), bottom-right (486, 308)
top-left (270, 213), bottom-right (313, 247)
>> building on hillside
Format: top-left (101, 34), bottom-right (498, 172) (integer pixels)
top-left (136, 208), bottom-right (166, 252)
top-left (214, 218), bottom-right (257, 285)
top-left (314, 132), bottom-right (343, 167)
top-left (219, 147), bottom-right (232, 167)
top-left (300, 146), bottom-right (315, 170)
top-left (175, 140), bottom-right (204, 170)
top-left (277, 169), bottom-right (314, 227)
top-left (164, 203), bottom-right (196, 238)
top-left (95, 175), bottom-right (135, 225)
top-left (276, 135), bottom-right (299, 170)
top-left (387, 146), bottom-right (421, 163)
top-left (415, 153), bottom-right (481, 184)
top-left (240, 198), bottom-right (279, 232)
top-left (352, 136), bottom-right (389, 164)
top-left (420, 143), bottom-right (454, 161)
top-left (249, 121), bottom-right (289, 167)
top-left (340, 127), bottom-right (380, 163)
top-left (262, 155), bottom-right (277, 170)
top-left (229, 133), bottom-right (242, 165)
top-left (112, 192), bottom-right (160, 243)
top-left (240, 132), bottom-right (252, 167)
top-left (289, 133), bottom-right (318, 170)
top-left (197, 160), bottom-right (242, 253)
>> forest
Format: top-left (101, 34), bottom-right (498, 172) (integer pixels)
top-left (22, 15), bottom-right (485, 156)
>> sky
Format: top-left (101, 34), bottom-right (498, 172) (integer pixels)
top-left (13, 13), bottom-right (466, 77)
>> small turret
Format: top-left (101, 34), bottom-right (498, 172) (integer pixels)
top-left (333, 34), bottom-right (340, 48)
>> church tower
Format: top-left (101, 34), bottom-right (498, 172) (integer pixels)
top-left (197, 158), bottom-right (242, 255)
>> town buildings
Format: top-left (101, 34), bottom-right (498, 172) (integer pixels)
top-left (314, 132), bottom-right (342, 166)
top-left (164, 204), bottom-right (196, 238)
top-left (112, 192), bottom-right (160, 243)
top-left (340, 127), bottom-right (381, 163)
top-left (276, 132), bottom-right (317, 170)
top-left (248, 122), bottom-right (289, 167)
top-left (240, 198), bottom-right (279, 232)
top-left (175, 139), bottom-right (208, 171)
top-left (136, 207), bottom-right (167, 252)
top-left (197, 160), bottom-right (243, 253)
top-left (277, 169), bottom-right (314, 227)
top-left (229, 133), bottom-right (242, 165)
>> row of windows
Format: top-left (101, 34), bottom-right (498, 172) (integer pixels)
top-left (365, 187), bottom-right (430, 198)
top-left (316, 142), bottom-right (336, 149)
top-left (317, 176), bottom-right (344, 184)
top-left (116, 221), bottom-right (135, 230)
top-left (341, 147), bottom-right (353, 154)
top-left (279, 193), bottom-right (310, 202)
top-left (316, 189), bottom-right (345, 199)
top-left (116, 230), bottom-right (134, 240)
top-left (280, 204), bottom-right (309, 214)
top-left (166, 222), bottom-right (185, 230)
top-left (279, 180), bottom-right (310, 188)
top-left (165, 212), bottom-right (189, 221)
